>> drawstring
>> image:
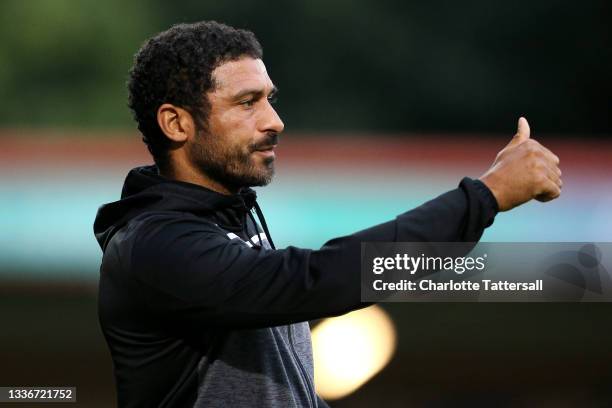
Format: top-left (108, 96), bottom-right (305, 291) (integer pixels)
top-left (254, 202), bottom-right (276, 250)
top-left (246, 210), bottom-right (263, 248)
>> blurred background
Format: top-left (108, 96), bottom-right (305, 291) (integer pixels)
top-left (1, 0), bottom-right (611, 407)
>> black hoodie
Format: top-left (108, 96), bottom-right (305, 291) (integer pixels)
top-left (94, 165), bottom-right (497, 407)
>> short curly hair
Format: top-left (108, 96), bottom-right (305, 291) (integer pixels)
top-left (127, 21), bottom-right (263, 169)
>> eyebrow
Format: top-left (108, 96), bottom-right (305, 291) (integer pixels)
top-left (231, 86), bottom-right (278, 101)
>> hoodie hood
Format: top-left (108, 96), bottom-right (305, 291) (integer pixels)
top-left (94, 165), bottom-right (258, 251)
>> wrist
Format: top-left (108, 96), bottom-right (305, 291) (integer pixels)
top-left (478, 174), bottom-right (503, 212)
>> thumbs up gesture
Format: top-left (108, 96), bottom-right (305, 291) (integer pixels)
top-left (479, 117), bottom-right (562, 211)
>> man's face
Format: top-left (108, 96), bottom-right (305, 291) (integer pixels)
top-left (188, 57), bottom-right (284, 191)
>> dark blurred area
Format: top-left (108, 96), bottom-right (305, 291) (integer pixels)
top-left (0, 0), bottom-right (609, 134)
top-left (3, 290), bottom-right (612, 407)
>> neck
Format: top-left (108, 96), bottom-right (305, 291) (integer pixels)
top-left (161, 163), bottom-right (239, 196)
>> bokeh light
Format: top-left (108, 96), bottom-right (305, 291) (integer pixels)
top-left (312, 305), bottom-right (397, 400)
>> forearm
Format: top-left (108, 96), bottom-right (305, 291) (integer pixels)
top-left (135, 177), bottom-right (497, 328)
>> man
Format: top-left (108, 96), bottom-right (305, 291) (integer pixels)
top-left (94, 21), bottom-right (561, 407)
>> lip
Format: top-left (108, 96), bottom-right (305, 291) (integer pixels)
top-left (253, 145), bottom-right (277, 159)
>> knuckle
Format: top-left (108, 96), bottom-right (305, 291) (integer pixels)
top-left (533, 173), bottom-right (545, 185)
top-left (524, 147), bottom-right (537, 158)
top-left (525, 143), bottom-right (540, 156)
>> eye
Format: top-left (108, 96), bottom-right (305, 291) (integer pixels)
top-left (240, 99), bottom-right (255, 107)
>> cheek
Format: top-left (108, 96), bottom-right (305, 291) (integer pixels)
top-left (215, 111), bottom-right (256, 142)
top-left (208, 108), bottom-right (260, 155)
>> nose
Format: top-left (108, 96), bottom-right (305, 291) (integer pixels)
top-left (259, 100), bottom-right (284, 135)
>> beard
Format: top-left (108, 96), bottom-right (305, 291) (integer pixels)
top-left (188, 130), bottom-right (278, 191)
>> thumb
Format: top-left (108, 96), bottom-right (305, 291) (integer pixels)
top-left (508, 117), bottom-right (530, 147)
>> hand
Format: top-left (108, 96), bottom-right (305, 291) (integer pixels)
top-left (479, 117), bottom-right (562, 212)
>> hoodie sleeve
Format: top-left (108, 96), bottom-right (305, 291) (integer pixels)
top-left (130, 177), bottom-right (497, 329)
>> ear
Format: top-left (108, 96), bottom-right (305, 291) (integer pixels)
top-left (156, 103), bottom-right (196, 143)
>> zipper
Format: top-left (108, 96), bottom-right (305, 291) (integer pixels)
top-left (245, 212), bottom-right (313, 405)
top-left (287, 324), bottom-right (316, 408)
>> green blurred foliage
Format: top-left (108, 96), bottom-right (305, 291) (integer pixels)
top-left (0, 0), bottom-right (156, 128)
top-left (0, 0), bottom-right (609, 133)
